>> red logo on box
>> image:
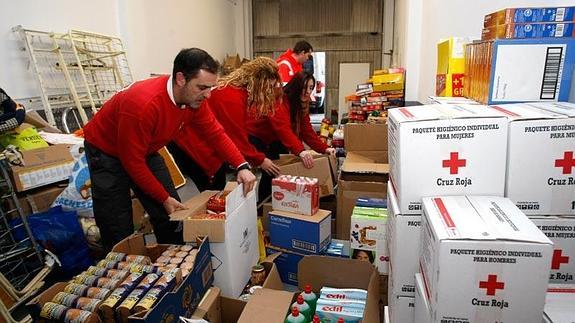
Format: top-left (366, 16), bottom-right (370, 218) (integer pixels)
top-left (273, 192), bottom-right (284, 201)
top-left (555, 151), bottom-right (575, 174)
top-left (442, 152), bottom-right (466, 174)
top-left (479, 274), bottom-right (505, 296)
top-left (552, 249), bottom-right (570, 270)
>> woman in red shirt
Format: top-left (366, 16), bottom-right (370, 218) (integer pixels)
top-left (247, 71), bottom-right (335, 201)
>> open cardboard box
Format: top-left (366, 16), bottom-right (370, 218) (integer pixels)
top-left (275, 153), bottom-right (337, 197)
top-left (170, 182), bottom-right (259, 297)
top-left (237, 255), bottom-right (381, 323)
top-left (192, 287), bottom-right (247, 323)
top-left (27, 234), bottom-right (213, 323)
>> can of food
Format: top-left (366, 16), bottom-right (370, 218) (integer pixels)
top-left (72, 274), bottom-right (99, 287)
top-left (64, 283), bottom-right (88, 296)
top-left (40, 302), bottom-right (67, 320)
top-left (85, 266), bottom-right (107, 277)
top-left (116, 261), bottom-right (131, 271)
top-left (179, 245), bottom-right (193, 253)
top-left (52, 292), bottom-right (79, 307)
top-left (96, 259), bottom-right (118, 269)
top-left (63, 308), bottom-right (95, 323)
top-left (75, 297), bottom-right (102, 312)
top-left (125, 255), bottom-right (151, 265)
top-left (105, 269), bottom-right (128, 281)
top-left (250, 264), bottom-right (266, 286)
top-left (85, 287), bottom-right (111, 300)
top-left (161, 250), bottom-right (176, 257)
top-left (96, 277), bottom-right (120, 290)
top-left (169, 257), bottom-right (183, 265)
top-left (165, 263), bottom-right (178, 269)
top-left (155, 256), bottom-right (171, 264)
top-left (175, 251), bottom-right (188, 258)
top-left (184, 254), bottom-right (196, 263)
top-left (105, 252), bottom-right (126, 262)
top-left (180, 262), bottom-right (194, 271)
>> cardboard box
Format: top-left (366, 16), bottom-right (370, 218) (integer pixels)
top-left (265, 245), bottom-right (305, 285)
top-left (28, 234), bottom-right (213, 322)
top-left (420, 195), bottom-right (553, 323)
top-left (388, 294), bottom-right (415, 323)
top-left (268, 209), bottom-right (331, 254)
top-left (237, 256), bottom-right (381, 323)
top-left (414, 273), bottom-right (431, 323)
top-left (529, 216), bottom-right (575, 284)
top-left (342, 123), bottom-right (388, 182)
top-left (544, 284), bottom-right (575, 323)
top-left (12, 184), bottom-right (65, 215)
top-left (436, 37), bottom-right (470, 97)
top-left (388, 104), bottom-right (508, 214)
top-left (387, 182), bottom-right (421, 297)
top-left (495, 102), bottom-right (575, 215)
top-left (271, 175), bottom-right (319, 215)
top-left (171, 183), bottom-right (259, 297)
top-left (10, 144), bottom-right (75, 192)
top-left (191, 287), bottom-right (247, 323)
top-left (484, 7), bottom-right (575, 27)
top-left (482, 22), bottom-right (575, 40)
top-left (276, 154), bottom-right (337, 197)
top-left (428, 96), bottom-right (480, 105)
top-left (350, 208), bottom-right (389, 274)
top-left (325, 239), bottom-right (351, 258)
top-left (337, 179), bottom-right (386, 240)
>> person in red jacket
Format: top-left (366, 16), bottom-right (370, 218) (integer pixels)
top-left (168, 57), bottom-right (282, 193)
top-left (83, 48), bottom-right (256, 250)
top-left (276, 41), bottom-right (313, 85)
top-left (247, 71), bottom-right (335, 201)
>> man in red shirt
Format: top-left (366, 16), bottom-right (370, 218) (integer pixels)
top-left (83, 48), bottom-right (256, 250)
top-left (276, 41), bottom-right (313, 85)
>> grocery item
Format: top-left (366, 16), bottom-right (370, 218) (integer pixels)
top-left (63, 284), bottom-right (88, 297)
top-left (300, 284), bottom-right (318, 313)
top-left (284, 306), bottom-right (306, 323)
top-left (52, 292), bottom-right (79, 307)
top-left (291, 295), bottom-right (311, 321)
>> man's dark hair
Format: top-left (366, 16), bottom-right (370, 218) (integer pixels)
top-left (293, 41), bottom-right (313, 54)
top-left (173, 48), bottom-right (219, 81)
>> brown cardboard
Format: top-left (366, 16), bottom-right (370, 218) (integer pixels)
top-left (237, 288), bottom-right (295, 323)
top-left (24, 110), bottom-right (62, 134)
top-left (261, 202), bottom-right (272, 232)
top-left (192, 287), bottom-right (222, 323)
top-left (158, 146), bottom-right (186, 189)
top-left (336, 179), bottom-right (387, 240)
top-left (276, 154), bottom-right (336, 197)
top-left (12, 184), bottom-right (65, 215)
top-left (10, 144), bottom-right (75, 192)
top-left (170, 190), bottom-right (225, 242)
top-left (344, 123), bottom-right (387, 152)
top-left (341, 151), bottom-right (389, 182)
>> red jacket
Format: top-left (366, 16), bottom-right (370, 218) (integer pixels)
top-left (182, 86), bottom-right (266, 175)
top-left (84, 76), bottom-right (243, 203)
top-left (276, 49), bottom-right (302, 84)
top-left (246, 97), bottom-right (328, 155)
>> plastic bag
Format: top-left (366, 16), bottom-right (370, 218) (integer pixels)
top-left (10, 206), bottom-right (92, 276)
top-left (0, 123), bottom-right (48, 150)
top-left (53, 144), bottom-right (93, 217)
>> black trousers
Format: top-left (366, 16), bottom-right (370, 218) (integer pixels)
top-left (85, 141), bottom-right (183, 251)
top-left (166, 142), bottom-right (227, 192)
top-left (248, 136), bottom-right (288, 203)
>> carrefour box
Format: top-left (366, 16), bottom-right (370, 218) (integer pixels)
top-left (414, 273), bottom-right (431, 323)
top-left (494, 102), bottom-right (575, 215)
top-left (387, 182), bottom-right (421, 298)
top-left (272, 175), bottom-right (319, 215)
top-left (388, 294), bottom-right (415, 323)
top-left (268, 209), bottom-right (331, 254)
top-left (420, 195), bottom-right (553, 323)
top-left (529, 216), bottom-right (575, 284)
top-left (265, 245), bottom-right (305, 285)
top-left (482, 22), bottom-right (575, 40)
top-left (388, 104), bottom-right (508, 214)
top-left (484, 7), bottom-right (575, 27)
top-left (544, 284), bottom-right (575, 323)
top-left (171, 183), bottom-right (258, 298)
top-left (486, 38), bottom-right (575, 104)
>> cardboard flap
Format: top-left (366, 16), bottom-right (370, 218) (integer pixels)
top-left (221, 296), bottom-right (247, 323)
top-left (275, 155), bottom-right (336, 197)
top-left (112, 233), bottom-right (147, 255)
top-left (261, 260), bottom-right (284, 290)
top-left (237, 288), bottom-right (295, 323)
top-left (297, 256), bottom-right (374, 291)
top-left (344, 123), bottom-right (388, 152)
top-left (15, 144), bottom-right (74, 169)
top-left (170, 190), bottom-right (216, 220)
top-left (342, 152), bottom-right (389, 174)
top-left (185, 218), bottom-right (226, 243)
top-left (192, 287), bottom-right (221, 321)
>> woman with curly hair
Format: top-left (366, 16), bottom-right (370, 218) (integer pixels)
top-left (168, 57), bottom-right (282, 191)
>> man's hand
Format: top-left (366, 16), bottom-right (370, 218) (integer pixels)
top-left (299, 151), bottom-right (314, 169)
top-left (237, 169), bottom-right (256, 196)
top-left (163, 196), bottom-right (187, 214)
top-left (325, 147), bottom-right (336, 156)
top-left (260, 158), bottom-right (281, 177)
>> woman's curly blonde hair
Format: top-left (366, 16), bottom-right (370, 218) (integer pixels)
top-left (217, 57), bottom-right (280, 117)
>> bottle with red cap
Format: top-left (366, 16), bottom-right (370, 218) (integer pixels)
top-left (337, 318), bottom-right (345, 323)
top-left (299, 284), bottom-right (318, 313)
top-left (312, 314), bottom-right (320, 323)
top-left (291, 295), bottom-right (311, 321)
top-left (285, 306), bottom-right (306, 323)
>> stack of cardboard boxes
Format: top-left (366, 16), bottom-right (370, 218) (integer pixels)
top-left (436, 37), bottom-right (471, 97)
top-left (350, 197), bottom-right (389, 275)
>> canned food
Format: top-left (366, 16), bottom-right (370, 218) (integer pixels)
top-left (52, 292), bottom-right (79, 307)
top-left (64, 283), bottom-right (88, 296)
top-left (75, 297), bottom-right (102, 312)
top-left (40, 302), bottom-right (67, 320)
top-left (155, 256), bottom-right (171, 264)
top-left (96, 259), bottom-right (118, 269)
top-left (179, 245), bottom-right (193, 252)
top-left (85, 287), bottom-right (111, 300)
top-left (72, 274), bottom-right (99, 286)
top-left (169, 257), bottom-right (183, 265)
top-left (125, 255), bottom-right (151, 264)
top-left (175, 251), bottom-right (188, 258)
top-left (63, 308), bottom-right (94, 323)
top-left (105, 252), bottom-right (126, 262)
top-left (85, 266), bottom-right (107, 277)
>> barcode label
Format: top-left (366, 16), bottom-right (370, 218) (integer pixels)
top-left (292, 239), bottom-right (316, 253)
top-left (540, 47), bottom-right (563, 100)
top-left (555, 23), bottom-right (565, 37)
top-left (556, 8), bottom-right (566, 21)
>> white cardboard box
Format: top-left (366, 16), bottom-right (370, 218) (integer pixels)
top-left (420, 195), bottom-right (553, 323)
top-left (388, 293), bottom-right (415, 323)
top-left (414, 273), bottom-right (431, 323)
top-left (529, 216), bottom-right (575, 284)
top-left (388, 104), bottom-right (508, 214)
top-left (173, 183), bottom-right (259, 298)
top-left (271, 175), bottom-right (319, 215)
top-left (350, 209), bottom-right (388, 274)
top-left (494, 102), bottom-right (575, 215)
top-left (387, 182), bottom-right (422, 297)
top-left (544, 284), bottom-right (575, 323)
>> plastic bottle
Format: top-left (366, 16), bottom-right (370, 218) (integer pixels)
top-left (285, 306), bottom-right (306, 323)
top-left (337, 318), bottom-right (345, 323)
top-left (312, 314), bottom-right (321, 323)
top-left (300, 284), bottom-right (318, 313)
top-left (291, 295), bottom-right (312, 321)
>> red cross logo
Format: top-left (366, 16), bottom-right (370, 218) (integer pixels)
top-left (479, 274), bottom-right (505, 296)
top-left (442, 152), bottom-right (466, 174)
top-left (555, 151), bottom-right (575, 174)
top-left (551, 249), bottom-right (570, 270)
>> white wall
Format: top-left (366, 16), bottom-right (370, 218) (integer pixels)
top-left (396, 0), bottom-right (575, 102)
top-left (0, 0), bottom-right (239, 100)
